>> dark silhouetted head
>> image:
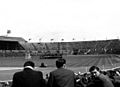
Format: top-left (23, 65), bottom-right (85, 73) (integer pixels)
top-left (56, 58), bottom-right (66, 68)
top-left (24, 61), bottom-right (35, 68)
top-left (89, 66), bottom-right (100, 72)
top-left (89, 66), bottom-right (101, 76)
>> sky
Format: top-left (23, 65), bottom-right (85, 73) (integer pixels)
top-left (0, 0), bottom-right (120, 42)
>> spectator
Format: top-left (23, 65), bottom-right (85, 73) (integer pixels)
top-left (88, 66), bottom-right (114, 87)
top-left (111, 70), bottom-right (120, 87)
top-left (47, 58), bottom-right (76, 87)
top-left (11, 61), bottom-right (46, 87)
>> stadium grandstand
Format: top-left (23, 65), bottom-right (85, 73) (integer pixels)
top-left (42, 39), bottom-right (120, 55)
top-left (0, 36), bottom-right (47, 57)
top-left (0, 36), bottom-right (26, 57)
top-left (0, 36), bottom-right (120, 57)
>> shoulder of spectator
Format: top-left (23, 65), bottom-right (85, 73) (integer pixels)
top-left (35, 70), bottom-right (43, 74)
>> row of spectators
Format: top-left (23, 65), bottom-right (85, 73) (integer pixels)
top-left (0, 51), bottom-right (25, 57)
top-left (43, 39), bottom-right (120, 55)
top-left (75, 66), bottom-right (120, 87)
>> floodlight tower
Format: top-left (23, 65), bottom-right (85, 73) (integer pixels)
top-left (6, 30), bottom-right (11, 37)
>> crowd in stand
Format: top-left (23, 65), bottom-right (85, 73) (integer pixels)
top-left (44, 39), bottom-right (120, 55)
top-left (1, 58), bottom-right (120, 87)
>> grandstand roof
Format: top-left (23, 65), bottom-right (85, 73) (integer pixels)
top-left (0, 36), bottom-right (26, 42)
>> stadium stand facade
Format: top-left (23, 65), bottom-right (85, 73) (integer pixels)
top-left (0, 36), bottom-right (28, 57)
top-left (41, 39), bottom-right (120, 55)
top-left (0, 36), bottom-right (120, 57)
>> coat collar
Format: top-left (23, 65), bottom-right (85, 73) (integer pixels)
top-left (24, 66), bottom-right (34, 70)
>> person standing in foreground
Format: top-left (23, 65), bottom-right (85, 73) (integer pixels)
top-left (88, 66), bottom-right (114, 87)
top-left (47, 58), bottom-right (76, 87)
top-left (12, 61), bottom-right (46, 87)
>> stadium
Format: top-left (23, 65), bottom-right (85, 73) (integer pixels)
top-left (0, 36), bottom-right (120, 87)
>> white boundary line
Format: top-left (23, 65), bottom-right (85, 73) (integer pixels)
top-left (0, 67), bottom-right (23, 70)
top-left (0, 67), bottom-right (39, 71)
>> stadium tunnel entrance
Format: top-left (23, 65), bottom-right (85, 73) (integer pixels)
top-left (0, 36), bottom-right (27, 57)
top-left (0, 41), bottom-right (25, 50)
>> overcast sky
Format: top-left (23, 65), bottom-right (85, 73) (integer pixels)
top-left (0, 0), bottom-right (120, 42)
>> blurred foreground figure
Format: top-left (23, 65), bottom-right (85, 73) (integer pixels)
top-left (88, 66), bottom-right (114, 87)
top-left (47, 58), bottom-right (76, 87)
top-left (12, 61), bottom-right (46, 87)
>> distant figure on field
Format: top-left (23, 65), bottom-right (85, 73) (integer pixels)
top-left (40, 62), bottom-right (47, 68)
top-left (47, 58), bottom-right (76, 87)
top-left (12, 61), bottom-right (46, 87)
